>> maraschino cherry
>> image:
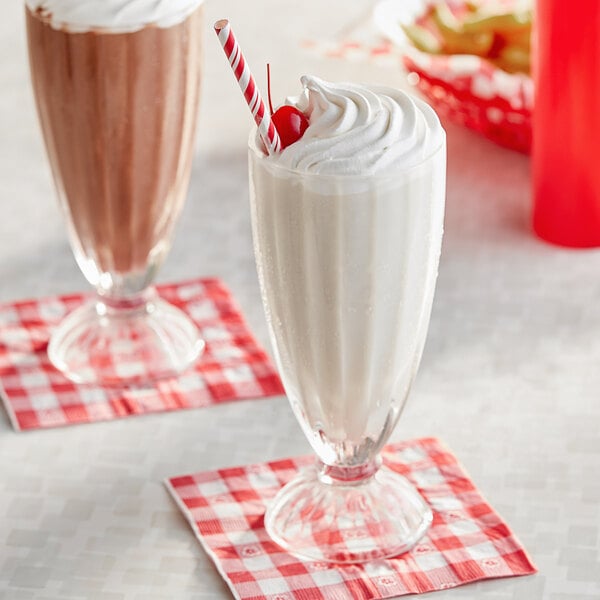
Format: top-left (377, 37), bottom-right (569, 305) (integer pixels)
top-left (267, 65), bottom-right (308, 150)
top-left (272, 106), bottom-right (309, 149)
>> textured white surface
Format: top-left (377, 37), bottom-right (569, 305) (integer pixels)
top-left (1, 0), bottom-right (600, 598)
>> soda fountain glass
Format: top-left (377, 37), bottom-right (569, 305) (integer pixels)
top-left (248, 134), bottom-right (446, 563)
top-left (26, 3), bottom-right (205, 385)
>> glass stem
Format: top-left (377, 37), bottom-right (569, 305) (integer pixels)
top-left (96, 287), bottom-right (155, 315)
top-left (317, 455), bottom-right (382, 486)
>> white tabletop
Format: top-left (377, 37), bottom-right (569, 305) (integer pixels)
top-left (1, 1), bottom-right (600, 598)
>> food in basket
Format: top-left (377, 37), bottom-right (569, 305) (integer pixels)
top-left (401, 1), bottom-right (532, 74)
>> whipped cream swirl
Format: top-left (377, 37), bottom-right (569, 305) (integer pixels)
top-left (273, 76), bottom-right (444, 175)
top-left (25, 0), bottom-right (204, 32)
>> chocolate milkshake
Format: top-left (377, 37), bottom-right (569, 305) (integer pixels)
top-left (26, 0), bottom-right (203, 294)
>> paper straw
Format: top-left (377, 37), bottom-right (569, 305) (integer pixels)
top-left (214, 19), bottom-right (281, 154)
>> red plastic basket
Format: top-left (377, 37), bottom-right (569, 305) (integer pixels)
top-left (403, 53), bottom-right (532, 153)
top-left (374, 0), bottom-right (533, 153)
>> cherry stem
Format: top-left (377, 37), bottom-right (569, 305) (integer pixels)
top-left (267, 63), bottom-right (274, 115)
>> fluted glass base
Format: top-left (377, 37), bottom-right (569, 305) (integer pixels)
top-left (265, 460), bottom-right (432, 563)
top-left (48, 291), bottom-right (204, 386)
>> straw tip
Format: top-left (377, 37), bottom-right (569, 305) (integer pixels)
top-left (214, 19), bottom-right (229, 32)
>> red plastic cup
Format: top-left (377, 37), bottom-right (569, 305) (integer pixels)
top-left (532, 0), bottom-right (600, 247)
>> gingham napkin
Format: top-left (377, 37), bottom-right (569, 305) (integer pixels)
top-left (0, 278), bottom-right (284, 431)
top-left (166, 437), bottom-right (536, 599)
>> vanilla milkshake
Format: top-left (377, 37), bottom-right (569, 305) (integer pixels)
top-left (250, 77), bottom-right (445, 466)
top-left (26, 0), bottom-right (203, 295)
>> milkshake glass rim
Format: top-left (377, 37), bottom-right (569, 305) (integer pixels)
top-left (248, 129), bottom-right (446, 182)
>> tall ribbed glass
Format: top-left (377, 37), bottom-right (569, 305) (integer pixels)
top-left (249, 134), bottom-right (446, 562)
top-left (26, 2), bottom-right (204, 385)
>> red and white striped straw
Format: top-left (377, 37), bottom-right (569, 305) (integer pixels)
top-left (214, 19), bottom-right (281, 155)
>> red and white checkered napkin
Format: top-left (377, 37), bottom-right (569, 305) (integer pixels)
top-left (166, 437), bottom-right (536, 599)
top-left (0, 278), bottom-right (284, 431)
